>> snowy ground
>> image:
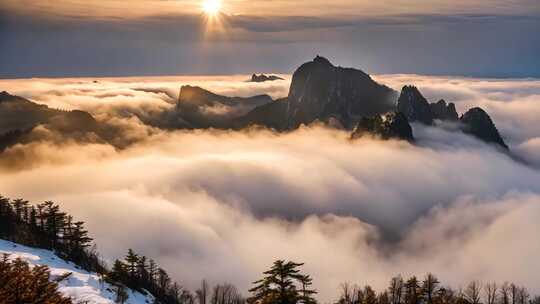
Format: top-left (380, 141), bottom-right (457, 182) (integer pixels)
top-left (0, 239), bottom-right (154, 304)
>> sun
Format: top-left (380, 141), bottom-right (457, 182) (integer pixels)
top-left (202, 0), bottom-right (222, 15)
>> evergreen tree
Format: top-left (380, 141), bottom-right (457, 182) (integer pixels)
top-left (125, 249), bottom-right (139, 281)
top-left (404, 277), bottom-right (421, 304)
top-left (248, 260), bottom-right (317, 304)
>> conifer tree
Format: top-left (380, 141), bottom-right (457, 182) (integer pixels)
top-left (404, 277), bottom-right (421, 304)
top-left (248, 260), bottom-right (317, 304)
top-left (125, 249), bottom-right (139, 281)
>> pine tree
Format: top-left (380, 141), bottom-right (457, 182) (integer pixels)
top-left (297, 274), bottom-right (317, 304)
top-left (137, 255), bottom-right (149, 285)
top-left (125, 249), bottom-right (139, 281)
top-left (404, 276), bottom-right (421, 304)
top-left (248, 260), bottom-right (316, 304)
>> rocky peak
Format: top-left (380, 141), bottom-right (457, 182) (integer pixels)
top-left (313, 55), bottom-right (333, 66)
top-left (286, 56), bottom-right (397, 129)
top-left (460, 107), bottom-right (508, 149)
top-left (397, 86), bottom-right (434, 125)
top-left (430, 99), bottom-right (458, 121)
top-left (0, 91), bottom-right (14, 102)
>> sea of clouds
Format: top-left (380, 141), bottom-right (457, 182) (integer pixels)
top-left (0, 74), bottom-right (539, 301)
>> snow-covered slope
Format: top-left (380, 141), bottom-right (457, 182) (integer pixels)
top-left (0, 239), bottom-right (154, 304)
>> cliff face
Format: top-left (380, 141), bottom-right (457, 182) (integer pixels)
top-left (397, 86), bottom-right (434, 125)
top-left (286, 56), bottom-right (397, 129)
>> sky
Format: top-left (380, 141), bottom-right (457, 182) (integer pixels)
top-left (1, 74), bottom-right (540, 301)
top-left (1, 0), bottom-right (539, 78)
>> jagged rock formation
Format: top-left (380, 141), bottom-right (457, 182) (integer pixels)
top-left (286, 56), bottom-right (397, 129)
top-left (248, 74), bottom-right (284, 83)
top-left (351, 112), bottom-right (413, 141)
top-left (175, 85), bottom-right (272, 128)
top-left (396, 86), bottom-right (507, 148)
top-left (397, 86), bottom-right (434, 125)
top-left (430, 99), bottom-right (458, 121)
top-left (398, 87), bottom-right (458, 123)
top-left (460, 108), bottom-right (508, 149)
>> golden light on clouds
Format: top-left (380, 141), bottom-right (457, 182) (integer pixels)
top-left (3, 0), bottom-right (537, 19)
top-left (202, 0), bottom-right (223, 16)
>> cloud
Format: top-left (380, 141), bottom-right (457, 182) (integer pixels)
top-left (0, 76), bottom-right (540, 302)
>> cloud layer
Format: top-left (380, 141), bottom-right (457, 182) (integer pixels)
top-left (0, 75), bottom-right (539, 301)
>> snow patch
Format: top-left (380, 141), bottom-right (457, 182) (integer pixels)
top-left (0, 239), bottom-right (154, 304)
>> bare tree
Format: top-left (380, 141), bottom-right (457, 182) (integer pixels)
top-left (517, 287), bottom-right (529, 304)
top-left (484, 282), bottom-right (498, 304)
top-left (500, 283), bottom-right (511, 304)
top-left (511, 284), bottom-right (519, 304)
top-left (464, 281), bottom-right (482, 304)
top-left (212, 283), bottom-right (244, 304)
top-left (389, 276), bottom-right (404, 304)
top-left (338, 282), bottom-right (364, 304)
top-left (197, 280), bottom-right (209, 304)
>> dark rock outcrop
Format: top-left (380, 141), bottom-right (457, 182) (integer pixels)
top-left (285, 56), bottom-right (397, 129)
top-left (234, 98), bottom-right (288, 130)
top-left (430, 99), bottom-right (458, 121)
top-left (397, 86), bottom-right (434, 125)
top-left (460, 107), bottom-right (508, 149)
top-left (248, 74), bottom-right (284, 83)
top-left (351, 112), bottom-right (414, 141)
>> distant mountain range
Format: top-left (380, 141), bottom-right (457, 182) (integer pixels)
top-left (0, 91), bottom-right (105, 151)
top-left (0, 56), bottom-right (508, 151)
top-left (174, 56), bottom-right (508, 149)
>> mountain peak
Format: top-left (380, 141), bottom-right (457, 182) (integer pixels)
top-left (313, 55), bottom-right (333, 66)
top-left (286, 56), bottom-right (397, 129)
top-left (397, 85), bottom-right (434, 125)
top-left (0, 91), bottom-right (12, 101)
top-left (460, 107), bottom-right (508, 149)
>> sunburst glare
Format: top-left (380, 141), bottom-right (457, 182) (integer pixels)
top-left (202, 0), bottom-right (222, 15)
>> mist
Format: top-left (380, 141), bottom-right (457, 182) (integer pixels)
top-left (0, 75), bottom-right (539, 301)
